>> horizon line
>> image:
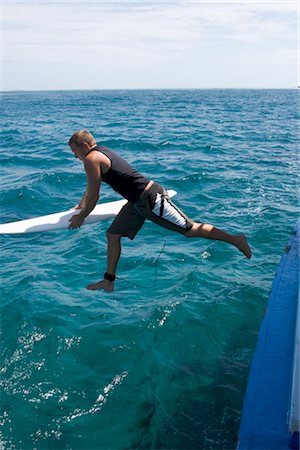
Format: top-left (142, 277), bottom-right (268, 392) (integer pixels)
top-left (1, 87), bottom-right (298, 93)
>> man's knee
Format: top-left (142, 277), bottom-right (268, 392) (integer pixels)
top-left (184, 222), bottom-right (197, 237)
top-left (106, 231), bottom-right (122, 242)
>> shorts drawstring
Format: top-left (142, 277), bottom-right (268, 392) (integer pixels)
top-left (159, 195), bottom-right (165, 218)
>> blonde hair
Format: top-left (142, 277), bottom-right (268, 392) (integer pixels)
top-left (69, 130), bottom-right (97, 148)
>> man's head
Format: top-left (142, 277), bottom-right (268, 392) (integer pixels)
top-left (69, 130), bottom-right (97, 160)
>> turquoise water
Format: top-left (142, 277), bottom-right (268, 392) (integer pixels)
top-left (0, 89), bottom-right (299, 449)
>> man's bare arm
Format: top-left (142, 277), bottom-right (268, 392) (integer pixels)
top-left (75, 186), bottom-right (90, 209)
top-left (77, 158), bottom-right (101, 219)
top-left (78, 190), bottom-right (88, 208)
top-left (69, 157), bottom-right (101, 228)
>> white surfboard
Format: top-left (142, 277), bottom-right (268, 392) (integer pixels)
top-left (0, 190), bottom-right (177, 234)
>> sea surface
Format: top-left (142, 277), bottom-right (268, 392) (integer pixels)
top-left (0, 89), bottom-right (299, 450)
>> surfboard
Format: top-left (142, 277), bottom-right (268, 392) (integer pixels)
top-left (0, 190), bottom-right (177, 234)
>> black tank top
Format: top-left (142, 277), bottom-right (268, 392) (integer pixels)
top-left (96, 145), bottom-right (150, 203)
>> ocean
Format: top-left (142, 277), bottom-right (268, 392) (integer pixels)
top-left (0, 89), bottom-right (299, 449)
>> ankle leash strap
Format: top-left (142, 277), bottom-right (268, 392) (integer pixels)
top-left (104, 272), bottom-right (116, 281)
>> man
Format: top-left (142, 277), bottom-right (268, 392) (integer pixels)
top-left (68, 130), bottom-right (251, 292)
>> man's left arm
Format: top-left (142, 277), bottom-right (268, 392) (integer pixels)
top-left (69, 158), bottom-right (101, 229)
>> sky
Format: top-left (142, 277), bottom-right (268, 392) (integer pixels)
top-left (1, 0), bottom-right (298, 90)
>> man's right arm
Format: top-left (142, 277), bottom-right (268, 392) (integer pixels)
top-left (71, 152), bottom-right (104, 211)
top-left (72, 171), bottom-right (91, 210)
top-left (75, 157), bottom-right (101, 220)
top-left (76, 189), bottom-right (89, 209)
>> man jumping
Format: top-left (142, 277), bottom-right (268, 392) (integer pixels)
top-left (68, 130), bottom-right (251, 292)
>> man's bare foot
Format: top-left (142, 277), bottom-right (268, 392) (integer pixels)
top-left (233, 234), bottom-right (252, 259)
top-left (86, 279), bottom-right (114, 292)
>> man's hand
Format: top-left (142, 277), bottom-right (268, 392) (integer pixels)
top-left (69, 213), bottom-right (84, 229)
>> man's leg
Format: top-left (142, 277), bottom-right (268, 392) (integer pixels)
top-left (144, 191), bottom-right (252, 259)
top-left (86, 232), bottom-right (122, 291)
top-left (185, 222), bottom-right (252, 258)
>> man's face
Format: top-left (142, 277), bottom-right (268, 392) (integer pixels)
top-left (70, 143), bottom-right (85, 161)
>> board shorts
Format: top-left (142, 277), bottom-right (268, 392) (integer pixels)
top-left (107, 182), bottom-right (194, 240)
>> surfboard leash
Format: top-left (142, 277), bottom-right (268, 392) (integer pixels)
top-left (112, 232), bottom-right (217, 290)
top-left (115, 232), bottom-right (167, 290)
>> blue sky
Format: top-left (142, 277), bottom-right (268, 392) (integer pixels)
top-left (1, 1), bottom-right (298, 90)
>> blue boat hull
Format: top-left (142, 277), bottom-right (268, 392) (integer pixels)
top-left (238, 222), bottom-right (300, 450)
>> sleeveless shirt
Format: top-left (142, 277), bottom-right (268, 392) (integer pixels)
top-left (96, 145), bottom-right (150, 203)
